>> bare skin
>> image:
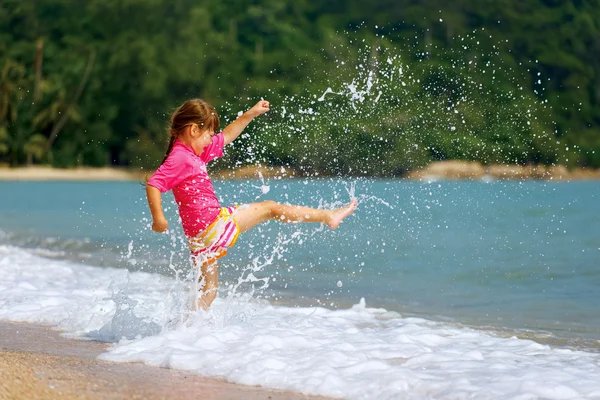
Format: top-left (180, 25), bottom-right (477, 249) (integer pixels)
top-left (234, 199), bottom-right (358, 233)
top-left (195, 199), bottom-right (357, 310)
top-left (196, 260), bottom-right (219, 311)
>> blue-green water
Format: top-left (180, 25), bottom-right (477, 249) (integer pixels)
top-left (1, 179), bottom-right (599, 347)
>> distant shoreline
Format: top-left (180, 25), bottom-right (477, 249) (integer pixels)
top-left (0, 166), bottom-right (144, 181)
top-left (405, 160), bottom-right (600, 181)
top-left (0, 162), bottom-right (599, 181)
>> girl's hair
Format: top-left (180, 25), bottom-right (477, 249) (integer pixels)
top-left (160, 99), bottom-right (220, 165)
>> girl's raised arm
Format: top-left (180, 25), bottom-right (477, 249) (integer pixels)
top-left (222, 100), bottom-right (270, 145)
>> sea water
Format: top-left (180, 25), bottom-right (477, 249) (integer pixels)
top-left (1, 179), bottom-right (599, 399)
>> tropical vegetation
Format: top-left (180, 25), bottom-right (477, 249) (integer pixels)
top-left (1, 0), bottom-right (598, 176)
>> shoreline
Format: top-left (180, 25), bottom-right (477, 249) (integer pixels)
top-left (405, 160), bottom-right (600, 181)
top-left (0, 320), bottom-right (333, 400)
top-left (0, 166), bottom-right (144, 181)
top-left (0, 162), bottom-right (599, 181)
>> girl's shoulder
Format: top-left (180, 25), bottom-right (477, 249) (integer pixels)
top-left (169, 145), bottom-right (209, 172)
top-left (167, 143), bottom-right (195, 163)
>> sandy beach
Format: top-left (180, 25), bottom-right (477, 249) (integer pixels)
top-left (0, 321), bottom-right (333, 400)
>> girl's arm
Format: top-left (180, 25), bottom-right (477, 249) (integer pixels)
top-left (146, 184), bottom-right (169, 232)
top-left (222, 100), bottom-right (270, 146)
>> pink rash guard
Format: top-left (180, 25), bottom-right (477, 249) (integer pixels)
top-left (147, 133), bottom-right (225, 237)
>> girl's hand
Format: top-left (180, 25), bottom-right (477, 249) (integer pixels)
top-left (249, 100), bottom-right (270, 117)
top-left (222, 100), bottom-right (271, 145)
top-left (152, 217), bottom-right (169, 233)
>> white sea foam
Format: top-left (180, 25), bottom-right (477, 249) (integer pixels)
top-left (2, 244), bottom-right (600, 400)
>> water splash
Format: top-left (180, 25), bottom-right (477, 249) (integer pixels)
top-left (219, 28), bottom-right (567, 178)
top-left (252, 171), bottom-right (271, 199)
top-left (88, 278), bottom-right (162, 342)
top-left (58, 29), bottom-right (574, 350)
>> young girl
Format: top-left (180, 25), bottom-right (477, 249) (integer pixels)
top-left (146, 98), bottom-right (357, 310)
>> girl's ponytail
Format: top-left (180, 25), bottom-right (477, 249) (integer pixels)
top-left (160, 133), bottom-right (177, 165)
top-left (145, 131), bottom-right (176, 184)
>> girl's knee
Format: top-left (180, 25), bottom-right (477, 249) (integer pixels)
top-left (262, 200), bottom-right (281, 218)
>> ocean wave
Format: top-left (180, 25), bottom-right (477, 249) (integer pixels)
top-left (1, 244), bottom-right (600, 399)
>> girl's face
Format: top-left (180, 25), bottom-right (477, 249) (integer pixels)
top-left (190, 125), bottom-right (217, 155)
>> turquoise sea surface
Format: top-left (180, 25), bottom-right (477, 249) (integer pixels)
top-left (1, 178), bottom-right (599, 349)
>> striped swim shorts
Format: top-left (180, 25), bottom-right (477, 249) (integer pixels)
top-left (187, 206), bottom-right (240, 266)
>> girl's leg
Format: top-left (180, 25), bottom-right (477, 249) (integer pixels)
top-left (197, 260), bottom-right (218, 310)
top-left (234, 199), bottom-right (357, 233)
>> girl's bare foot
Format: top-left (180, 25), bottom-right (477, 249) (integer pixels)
top-left (327, 199), bottom-right (357, 229)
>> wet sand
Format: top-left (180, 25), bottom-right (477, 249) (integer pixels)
top-left (0, 321), bottom-right (334, 400)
